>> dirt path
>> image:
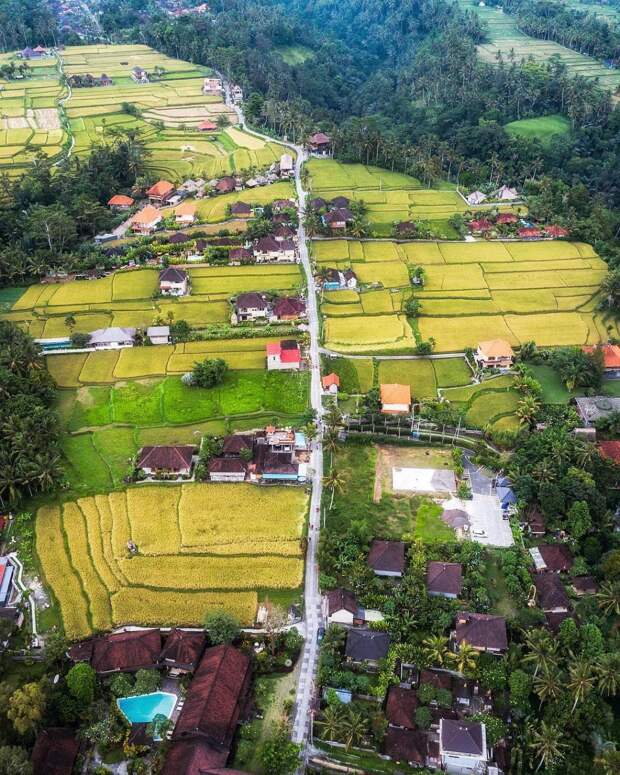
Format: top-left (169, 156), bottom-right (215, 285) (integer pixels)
top-left (373, 443), bottom-right (383, 503)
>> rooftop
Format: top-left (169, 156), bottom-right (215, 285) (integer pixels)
top-left (138, 445), bottom-right (195, 471)
top-left (426, 561), bottom-right (463, 596)
top-left (380, 383), bottom-right (411, 405)
top-left (368, 539), bottom-right (406, 574)
top-left (440, 718), bottom-right (485, 757)
top-left (345, 629), bottom-right (390, 662)
top-left (454, 611), bottom-right (507, 651)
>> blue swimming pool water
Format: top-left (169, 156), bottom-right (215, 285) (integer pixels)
top-left (117, 691), bottom-right (176, 724)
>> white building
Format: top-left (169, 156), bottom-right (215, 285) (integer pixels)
top-left (89, 327), bottom-right (135, 349)
top-left (147, 326), bottom-right (170, 345)
top-left (159, 267), bottom-right (189, 296)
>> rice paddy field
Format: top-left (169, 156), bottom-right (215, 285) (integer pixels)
top-left (315, 238), bottom-right (616, 353)
top-left (458, 1), bottom-right (620, 92)
top-left (36, 483), bottom-right (308, 638)
top-left (3, 264), bottom-right (303, 339)
top-left (307, 159), bottom-right (522, 237)
top-left (505, 114), bottom-right (571, 145)
top-left (0, 44), bottom-right (286, 181)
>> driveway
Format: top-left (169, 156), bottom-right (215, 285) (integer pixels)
top-left (443, 493), bottom-right (514, 547)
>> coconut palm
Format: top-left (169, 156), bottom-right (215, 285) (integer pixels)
top-left (595, 652), bottom-right (620, 697)
top-left (522, 628), bottom-right (557, 677)
top-left (596, 581), bottom-right (620, 616)
top-left (323, 430), bottom-right (339, 466)
top-left (341, 709), bottom-right (368, 751)
top-left (567, 657), bottom-right (595, 712)
top-left (527, 720), bottom-right (568, 772)
top-left (448, 641), bottom-right (479, 674)
top-left (422, 635), bottom-right (450, 667)
top-left (594, 747), bottom-right (620, 775)
top-left (323, 468), bottom-right (346, 510)
top-left (516, 395), bottom-right (540, 426)
top-left (316, 705), bottom-right (345, 743)
top-left (533, 668), bottom-right (563, 708)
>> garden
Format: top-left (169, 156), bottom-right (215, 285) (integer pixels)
top-left (35, 483), bottom-right (309, 640)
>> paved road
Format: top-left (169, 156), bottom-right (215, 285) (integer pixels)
top-left (223, 84), bottom-right (324, 753)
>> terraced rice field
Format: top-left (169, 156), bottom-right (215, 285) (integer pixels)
top-left (442, 375), bottom-right (523, 435)
top-left (36, 484), bottom-right (308, 638)
top-left (458, 1), bottom-right (620, 92)
top-left (4, 264), bottom-right (303, 339)
top-left (316, 238), bottom-right (616, 353)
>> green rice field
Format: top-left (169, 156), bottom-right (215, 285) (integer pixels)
top-left (505, 114), bottom-right (571, 145)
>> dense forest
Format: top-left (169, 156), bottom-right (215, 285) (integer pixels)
top-left (0, 0), bottom-right (58, 51)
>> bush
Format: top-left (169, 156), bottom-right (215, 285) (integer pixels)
top-left (414, 706), bottom-right (432, 729)
top-left (191, 357), bottom-right (228, 388)
top-left (133, 670), bottom-right (160, 696)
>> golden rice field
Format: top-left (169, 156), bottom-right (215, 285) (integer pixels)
top-left (3, 263), bottom-right (303, 339)
top-left (316, 238), bottom-right (616, 353)
top-left (36, 483), bottom-right (308, 639)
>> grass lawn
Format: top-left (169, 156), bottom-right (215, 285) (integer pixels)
top-left (505, 114), bottom-right (571, 145)
top-left (484, 554), bottom-right (518, 619)
top-left (0, 286), bottom-right (27, 311)
top-left (275, 44), bottom-right (314, 65)
top-left (378, 359), bottom-right (437, 399)
top-left (413, 500), bottom-right (456, 543)
top-left (529, 364), bottom-right (577, 403)
top-left (603, 378), bottom-right (620, 397)
top-left (315, 741), bottom-right (426, 775)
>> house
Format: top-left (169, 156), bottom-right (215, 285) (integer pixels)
top-left (496, 185), bottom-right (518, 201)
top-left (323, 268), bottom-right (358, 291)
top-left (173, 644), bottom-right (252, 746)
top-left (468, 218), bottom-right (493, 234)
top-left (215, 176), bottom-right (236, 194)
top-left (222, 434), bottom-right (254, 457)
top-left (168, 232), bottom-right (191, 245)
top-left (69, 629), bottom-right (162, 674)
top-left (525, 503), bottom-right (546, 536)
top-left (198, 119), bottom-right (218, 132)
top-left (147, 179), bottom-right (175, 205)
top-left (380, 383), bottom-right (411, 414)
top-left (385, 686), bottom-right (418, 730)
top-left (131, 66), bottom-right (149, 83)
top-left (159, 267), bottom-right (189, 296)
top-left (147, 325), bottom-right (171, 345)
top-left (137, 445), bottom-right (195, 477)
top-left (322, 372), bottom-right (340, 394)
top-left (439, 719), bottom-right (487, 775)
top-left (32, 728), bottom-right (79, 775)
top-left (427, 562), bottom-right (463, 599)
top-left (420, 668), bottom-right (453, 691)
top-left (108, 194), bottom-right (134, 210)
top-left (582, 343), bottom-right (620, 377)
top-left (89, 327), bottom-right (135, 349)
top-left (272, 225), bottom-right (296, 242)
top-left (454, 612), bottom-right (507, 653)
top-left (308, 132), bottom-right (332, 155)
top-left (545, 224), bottom-right (569, 238)
top-left (130, 205), bottom-right (163, 234)
top-left (496, 212), bottom-right (518, 225)
top-left (234, 292), bottom-right (271, 322)
top-left (599, 440), bottom-right (620, 463)
top-left (266, 340), bottom-right (301, 371)
top-left (534, 573), bottom-right (570, 613)
top-left (279, 153), bottom-right (294, 176)
top-left (518, 226), bottom-right (542, 239)
top-left (162, 739), bottom-right (229, 775)
top-left (345, 629), bottom-right (390, 667)
top-left (529, 544), bottom-right (573, 573)
top-left (230, 201), bottom-right (253, 218)
top-left (260, 453), bottom-right (301, 482)
top-left (324, 207), bottom-right (354, 230)
top-left (229, 247), bottom-right (254, 265)
top-left (254, 236), bottom-right (296, 263)
top-left (208, 457), bottom-right (247, 482)
top-left (0, 558), bottom-right (15, 607)
top-left (271, 296), bottom-right (306, 321)
top-left (159, 629), bottom-right (207, 675)
top-left (310, 197), bottom-right (327, 210)
top-left (571, 576), bottom-right (598, 596)
top-left (466, 191), bottom-right (486, 205)
top-left (331, 196), bottom-right (350, 209)
top-left (368, 539), bottom-right (405, 577)
top-left (202, 77), bottom-right (223, 94)
top-left (384, 727), bottom-right (428, 767)
top-left (175, 202), bottom-right (197, 225)
top-left (324, 588), bottom-right (359, 625)
top-left (475, 339), bottom-right (514, 369)
top-left (231, 84), bottom-right (243, 102)
top-left (497, 485), bottom-right (517, 511)
top-left (575, 396), bottom-right (620, 425)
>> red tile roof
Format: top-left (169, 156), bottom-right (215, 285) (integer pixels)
top-left (545, 224), bottom-right (569, 237)
top-left (309, 132), bottom-right (331, 145)
top-left (208, 457), bottom-right (247, 475)
top-left (108, 194), bottom-right (134, 206)
top-left (215, 177), bottom-right (236, 192)
top-left (454, 612), bottom-right (507, 651)
top-left (198, 120), bottom-right (218, 131)
top-left (273, 296), bottom-right (305, 318)
top-left (538, 544), bottom-right (573, 572)
top-left (322, 372), bottom-right (340, 389)
top-left (385, 686), bottom-right (418, 729)
top-left (598, 440), bottom-right (620, 462)
top-left (161, 739), bottom-right (228, 775)
top-left (518, 226), bottom-right (542, 238)
top-left (496, 212), bottom-right (518, 224)
top-left (160, 629), bottom-right (207, 670)
top-left (147, 180), bottom-right (175, 197)
top-left (426, 562), bottom-right (463, 596)
top-left (87, 629), bottom-right (162, 674)
top-left (368, 540), bottom-right (405, 574)
top-left (266, 340), bottom-right (301, 363)
top-left (173, 644), bottom-right (251, 746)
top-left (384, 727), bottom-right (428, 765)
top-left (138, 445), bottom-right (195, 471)
top-left (582, 343), bottom-right (620, 369)
top-left (420, 668), bottom-right (452, 691)
top-left (326, 588), bottom-right (358, 616)
top-left (469, 219), bottom-right (492, 231)
top-left (534, 573), bottom-right (570, 611)
top-left (222, 435), bottom-right (254, 456)
top-left (32, 728), bottom-right (79, 775)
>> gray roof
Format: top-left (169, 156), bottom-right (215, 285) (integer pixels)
top-left (575, 396), bottom-right (620, 424)
top-left (89, 327), bottom-right (135, 345)
top-left (440, 719), bottom-right (485, 756)
top-left (345, 629), bottom-right (390, 662)
top-left (147, 326), bottom-right (170, 337)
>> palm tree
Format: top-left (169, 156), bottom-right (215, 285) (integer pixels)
top-left (595, 652), bottom-right (620, 697)
top-left (528, 720), bottom-right (568, 772)
top-left (516, 394), bottom-right (540, 426)
top-left (422, 635), bottom-right (449, 667)
top-left (567, 657), bottom-right (595, 712)
top-left (323, 430), bottom-right (339, 466)
top-left (341, 709), bottom-right (368, 751)
top-left (596, 581), bottom-right (620, 616)
top-left (448, 641), bottom-right (478, 674)
top-left (594, 747), bottom-right (620, 775)
top-left (316, 705), bottom-right (344, 743)
top-left (522, 629), bottom-right (557, 677)
top-left (533, 668), bottom-right (563, 708)
top-left (323, 468), bottom-right (345, 510)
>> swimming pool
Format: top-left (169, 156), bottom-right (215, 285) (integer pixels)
top-left (117, 691), bottom-right (177, 724)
